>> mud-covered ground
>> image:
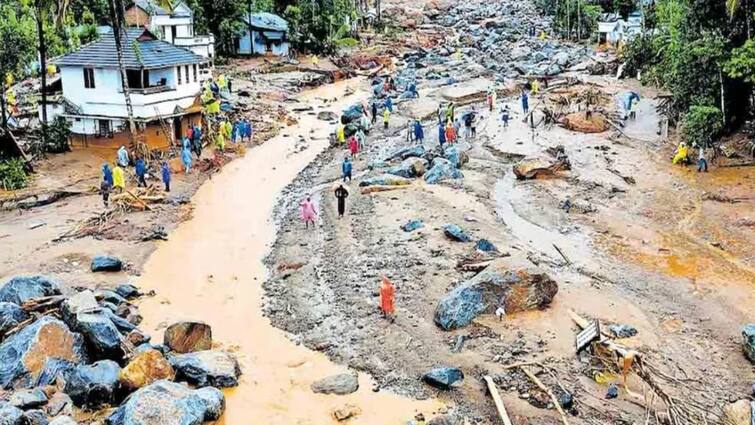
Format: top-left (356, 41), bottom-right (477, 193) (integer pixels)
top-left (263, 72), bottom-right (755, 423)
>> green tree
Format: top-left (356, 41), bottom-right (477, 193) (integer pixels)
top-left (725, 38), bottom-right (755, 82)
top-left (0, 4), bottom-right (36, 130)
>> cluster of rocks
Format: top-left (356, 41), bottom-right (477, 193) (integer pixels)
top-left (0, 274), bottom-right (240, 425)
top-left (363, 144), bottom-right (468, 186)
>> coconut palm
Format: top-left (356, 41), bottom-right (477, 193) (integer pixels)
top-left (106, 0), bottom-right (138, 150)
top-left (33, 0), bottom-right (68, 145)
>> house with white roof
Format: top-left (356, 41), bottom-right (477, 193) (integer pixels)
top-left (48, 28), bottom-right (208, 150)
top-left (125, 0), bottom-right (215, 60)
top-left (235, 12), bottom-right (290, 56)
top-left (597, 12), bottom-right (644, 47)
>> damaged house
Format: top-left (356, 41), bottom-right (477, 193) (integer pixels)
top-left (46, 28), bottom-right (207, 150)
top-left (235, 12), bottom-right (290, 56)
top-left (125, 0), bottom-right (215, 61)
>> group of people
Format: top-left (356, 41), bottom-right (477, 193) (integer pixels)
top-left (100, 146), bottom-right (172, 207)
top-left (673, 141), bottom-right (709, 172)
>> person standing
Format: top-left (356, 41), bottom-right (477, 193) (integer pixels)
top-left (383, 108), bottom-right (390, 130)
top-left (299, 196), bottom-right (317, 228)
top-left (384, 97), bottom-right (393, 113)
top-left (336, 123), bottom-right (346, 144)
top-left (100, 177), bottom-right (111, 208)
top-left (161, 161), bottom-right (171, 192)
top-left (135, 157), bottom-right (147, 187)
top-left (192, 124), bottom-right (202, 157)
top-left (438, 103), bottom-right (446, 126)
top-left (673, 142), bottom-right (689, 165)
top-left (371, 102), bottom-right (378, 125)
top-left (630, 99), bottom-right (639, 120)
top-left (413, 120), bottom-right (424, 143)
top-left (112, 164), bottom-right (125, 193)
top-left (348, 135), bottom-right (359, 158)
top-left (697, 147), bottom-right (708, 172)
top-left (445, 120), bottom-right (456, 144)
top-left (521, 90), bottom-right (529, 115)
top-left (117, 146), bottom-right (130, 167)
top-left (342, 157), bottom-right (353, 182)
top-left (447, 102), bottom-right (456, 123)
top-left (438, 123), bottom-right (446, 150)
top-left (501, 105), bottom-right (510, 128)
top-left (379, 276), bottom-right (395, 321)
top-left (531, 79), bottom-right (540, 95)
top-left (334, 185), bottom-right (349, 218)
top-left (102, 163), bottom-right (114, 187)
top-left (181, 146), bottom-right (192, 174)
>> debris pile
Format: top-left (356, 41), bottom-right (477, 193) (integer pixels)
top-left (0, 274), bottom-right (240, 424)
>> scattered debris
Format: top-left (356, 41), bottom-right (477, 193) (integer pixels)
top-left (422, 367), bottom-right (464, 390)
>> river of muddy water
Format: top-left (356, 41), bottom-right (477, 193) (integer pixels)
top-left (134, 79), bottom-right (441, 424)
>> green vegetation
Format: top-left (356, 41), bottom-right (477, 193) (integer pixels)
top-left (0, 158), bottom-right (29, 190)
top-left (682, 105), bottom-right (724, 146)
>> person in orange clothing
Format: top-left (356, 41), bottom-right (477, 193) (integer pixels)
top-left (445, 120), bottom-right (457, 144)
top-left (379, 276), bottom-right (395, 321)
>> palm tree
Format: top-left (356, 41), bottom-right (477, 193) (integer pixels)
top-left (34, 0), bottom-right (68, 146)
top-left (106, 0), bottom-right (138, 150)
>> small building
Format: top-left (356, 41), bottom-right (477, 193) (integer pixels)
top-left (48, 28), bottom-right (208, 150)
top-left (235, 12), bottom-right (290, 56)
top-left (597, 12), bottom-right (643, 47)
top-left (125, 0), bottom-right (215, 60)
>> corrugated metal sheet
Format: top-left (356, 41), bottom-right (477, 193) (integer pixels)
top-left (244, 12), bottom-right (288, 32)
top-left (53, 28), bottom-right (205, 70)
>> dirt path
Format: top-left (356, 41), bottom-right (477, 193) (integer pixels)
top-left (132, 79), bottom-right (441, 424)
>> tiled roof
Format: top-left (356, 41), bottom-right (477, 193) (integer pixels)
top-left (53, 28), bottom-right (206, 69)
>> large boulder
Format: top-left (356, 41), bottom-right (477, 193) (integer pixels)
top-left (422, 367), bottom-right (464, 390)
top-left (434, 260), bottom-right (559, 330)
top-left (119, 349), bottom-right (175, 391)
top-left (168, 350), bottom-right (241, 388)
top-left (22, 409), bottom-right (48, 425)
top-left (425, 158), bottom-right (463, 184)
top-left (0, 276), bottom-right (60, 305)
top-left (311, 373), bottom-right (359, 395)
top-left (70, 312), bottom-right (124, 360)
top-left (386, 157), bottom-right (427, 178)
top-left (358, 174), bottom-right (413, 188)
top-left (743, 324), bottom-right (755, 363)
top-left (61, 290), bottom-right (99, 324)
top-left (9, 388), bottom-right (48, 409)
top-left (63, 360), bottom-right (121, 409)
top-left (385, 145), bottom-right (426, 161)
top-left (0, 402), bottom-right (25, 425)
top-left (0, 317), bottom-right (87, 389)
top-left (48, 417), bottom-right (77, 425)
top-left (513, 156), bottom-right (568, 179)
top-left (45, 392), bottom-right (73, 417)
top-left (36, 358), bottom-right (76, 387)
top-left (0, 302), bottom-right (29, 339)
top-left (106, 380), bottom-right (224, 425)
top-left (443, 146), bottom-right (469, 169)
top-left (114, 284), bottom-right (140, 300)
top-left (91, 255), bottom-right (123, 272)
top-left (163, 322), bottom-right (212, 354)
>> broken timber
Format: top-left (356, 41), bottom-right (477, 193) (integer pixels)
top-left (483, 375), bottom-right (514, 425)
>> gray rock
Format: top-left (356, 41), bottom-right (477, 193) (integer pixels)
top-left (743, 324), bottom-right (755, 363)
top-left (91, 255), bottom-right (123, 272)
top-left (435, 260), bottom-right (558, 330)
top-left (553, 51), bottom-right (570, 66)
top-left (106, 380), bottom-right (225, 425)
top-left (0, 317), bottom-right (87, 389)
top-left (424, 158), bottom-right (463, 184)
top-left (0, 302), bottom-right (29, 339)
top-left (22, 409), bottom-right (48, 425)
top-left (428, 415), bottom-right (463, 425)
top-left (311, 373), bottom-right (359, 395)
top-left (385, 145), bottom-right (426, 161)
top-left (70, 312), bottom-right (124, 360)
top-left (64, 360), bottom-right (121, 409)
top-left (9, 388), bottom-right (48, 409)
top-left (422, 367), bottom-right (464, 390)
top-left (168, 350), bottom-right (241, 388)
top-left (443, 224), bottom-right (471, 242)
top-left (164, 321), bottom-right (212, 354)
top-left (95, 290), bottom-right (128, 307)
top-left (45, 393), bottom-right (73, 417)
top-left (48, 417), bottom-right (77, 425)
top-left (443, 146), bottom-right (468, 169)
top-left (386, 157), bottom-right (427, 178)
top-left (36, 358), bottom-right (76, 387)
top-left (0, 276), bottom-right (60, 306)
top-left (114, 284), bottom-right (140, 300)
top-left (61, 290), bottom-right (99, 324)
top-left (0, 402), bottom-right (25, 425)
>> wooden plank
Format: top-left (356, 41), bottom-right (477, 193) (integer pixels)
top-left (520, 367), bottom-right (570, 425)
top-left (483, 375), bottom-right (514, 425)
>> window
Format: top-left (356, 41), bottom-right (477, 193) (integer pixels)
top-left (193, 64), bottom-right (197, 82)
top-left (185, 65), bottom-right (190, 83)
top-left (98, 119), bottom-right (110, 137)
top-left (177, 66), bottom-right (182, 85)
top-left (83, 68), bottom-right (95, 89)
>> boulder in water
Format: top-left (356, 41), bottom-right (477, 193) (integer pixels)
top-left (0, 276), bottom-right (60, 305)
top-left (119, 349), bottom-right (175, 391)
top-left (422, 367), bottom-right (464, 390)
top-left (168, 350), bottom-right (241, 388)
top-left (513, 156), bottom-right (569, 179)
top-left (434, 259), bottom-right (558, 330)
top-left (163, 321), bottom-right (212, 354)
top-left (106, 380), bottom-right (224, 425)
top-left (63, 360), bottom-right (121, 409)
top-left (311, 372), bottom-right (359, 395)
top-left (0, 302), bottom-right (29, 339)
top-left (91, 255), bottom-right (123, 272)
top-left (0, 317), bottom-right (87, 389)
top-left (424, 158), bottom-right (463, 184)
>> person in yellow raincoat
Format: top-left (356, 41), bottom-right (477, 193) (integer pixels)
top-left (112, 164), bottom-right (125, 192)
top-left (454, 48), bottom-right (462, 61)
top-left (215, 131), bottom-right (225, 151)
top-left (531, 79), bottom-right (540, 95)
top-left (336, 123), bottom-right (345, 144)
top-left (539, 30), bottom-right (547, 40)
top-left (217, 74), bottom-right (226, 91)
top-left (672, 142), bottom-right (689, 165)
top-left (311, 55), bottom-right (319, 68)
top-left (383, 108), bottom-right (390, 129)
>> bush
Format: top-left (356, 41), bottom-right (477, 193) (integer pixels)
top-left (681, 105), bottom-right (723, 147)
top-left (28, 116), bottom-right (71, 158)
top-left (0, 158), bottom-right (28, 190)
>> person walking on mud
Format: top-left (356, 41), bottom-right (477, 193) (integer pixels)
top-left (521, 90), bottom-right (529, 115)
top-left (371, 102), bottom-right (378, 125)
top-left (383, 108), bottom-right (390, 130)
top-left (300, 196), bottom-right (317, 228)
top-left (161, 161), bottom-right (171, 192)
top-left (135, 157), bottom-right (147, 187)
top-left (342, 156), bottom-right (353, 182)
top-left (438, 122), bottom-right (446, 151)
top-left (501, 105), bottom-right (510, 128)
top-left (697, 146), bottom-right (708, 172)
top-left (413, 119), bottom-right (424, 143)
top-left (334, 185), bottom-right (349, 218)
top-left (100, 177), bottom-right (111, 208)
top-left (379, 276), bottom-right (396, 322)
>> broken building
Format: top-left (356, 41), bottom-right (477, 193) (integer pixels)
top-left (235, 12), bottom-right (290, 57)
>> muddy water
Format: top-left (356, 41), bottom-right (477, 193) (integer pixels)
top-left (134, 79), bottom-right (440, 424)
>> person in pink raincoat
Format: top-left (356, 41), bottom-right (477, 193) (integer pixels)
top-left (300, 196), bottom-right (317, 228)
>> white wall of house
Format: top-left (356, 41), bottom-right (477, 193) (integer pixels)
top-left (151, 15), bottom-right (193, 43)
top-left (58, 64), bottom-right (201, 134)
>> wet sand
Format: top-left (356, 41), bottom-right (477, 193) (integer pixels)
top-left (134, 79), bottom-right (441, 424)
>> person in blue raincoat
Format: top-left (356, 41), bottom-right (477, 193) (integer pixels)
top-left (413, 120), bottom-right (424, 143)
top-left (181, 147), bottom-right (192, 174)
top-left (181, 136), bottom-right (191, 151)
top-left (521, 90), bottom-right (529, 115)
top-left (102, 163), bottom-right (113, 187)
top-left (117, 146), bottom-right (129, 167)
top-left (135, 157), bottom-right (147, 187)
top-left (384, 97), bottom-right (393, 113)
top-left (342, 156), bottom-right (353, 182)
top-left (438, 123), bottom-right (446, 150)
top-left (192, 124), bottom-right (203, 157)
top-left (161, 162), bottom-right (171, 192)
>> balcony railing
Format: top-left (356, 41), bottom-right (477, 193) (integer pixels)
top-left (128, 85), bottom-right (175, 95)
top-left (174, 34), bottom-right (215, 46)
